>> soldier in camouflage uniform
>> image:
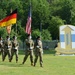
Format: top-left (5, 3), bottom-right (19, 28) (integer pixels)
top-left (10, 36), bottom-right (19, 63)
top-left (0, 36), bottom-right (4, 61)
top-left (34, 36), bottom-right (43, 67)
top-left (22, 34), bottom-right (34, 66)
top-left (3, 36), bottom-right (12, 62)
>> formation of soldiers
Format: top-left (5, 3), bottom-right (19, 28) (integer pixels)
top-left (0, 35), bottom-right (19, 63)
top-left (0, 34), bottom-right (43, 67)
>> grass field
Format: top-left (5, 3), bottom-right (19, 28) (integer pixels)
top-left (0, 50), bottom-right (75, 75)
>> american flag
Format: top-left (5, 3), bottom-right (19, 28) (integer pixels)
top-left (26, 6), bottom-right (32, 34)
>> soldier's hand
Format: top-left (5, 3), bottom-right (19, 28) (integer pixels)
top-left (42, 51), bottom-right (43, 54)
top-left (30, 47), bottom-right (33, 50)
top-left (36, 46), bottom-right (39, 48)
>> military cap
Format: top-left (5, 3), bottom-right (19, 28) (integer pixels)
top-left (0, 35), bottom-right (2, 38)
top-left (27, 34), bottom-right (30, 37)
top-left (6, 35), bottom-right (10, 38)
top-left (37, 36), bottom-right (40, 39)
top-left (13, 36), bottom-right (17, 39)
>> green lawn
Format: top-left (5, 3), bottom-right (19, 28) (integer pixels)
top-left (0, 50), bottom-right (75, 75)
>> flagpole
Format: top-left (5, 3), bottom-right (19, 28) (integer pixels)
top-left (40, 21), bottom-right (42, 39)
top-left (25, 0), bottom-right (32, 36)
top-left (16, 23), bottom-right (17, 35)
top-left (9, 8), bottom-right (12, 37)
top-left (7, 8), bottom-right (12, 36)
top-left (30, 0), bottom-right (31, 5)
top-left (15, 9), bottom-right (17, 35)
top-left (30, 0), bottom-right (31, 37)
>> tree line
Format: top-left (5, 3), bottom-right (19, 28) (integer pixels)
top-left (0, 0), bottom-right (75, 41)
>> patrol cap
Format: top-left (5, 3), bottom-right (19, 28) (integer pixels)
top-left (27, 34), bottom-right (32, 39)
top-left (0, 35), bottom-right (1, 38)
top-left (37, 36), bottom-right (40, 39)
top-left (0, 35), bottom-right (2, 39)
top-left (6, 35), bottom-right (10, 38)
top-left (13, 36), bottom-right (16, 38)
top-left (27, 34), bottom-right (30, 37)
top-left (13, 36), bottom-right (17, 39)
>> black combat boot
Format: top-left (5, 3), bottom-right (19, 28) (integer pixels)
top-left (40, 64), bottom-right (43, 67)
top-left (40, 62), bottom-right (43, 67)
top-left (31, 63), bottom-right (34, 66)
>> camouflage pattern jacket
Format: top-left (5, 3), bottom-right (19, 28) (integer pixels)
top-left (12, 40), bottom-right (19, 50)
top-left (25, 39), bottom-right (34, 51)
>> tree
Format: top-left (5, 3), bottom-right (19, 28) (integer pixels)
top-left (48, 16), bottom-right (64, 40)
top-left (70, 0), bottom-right (75, 26)
top-left (41, 29), bottom-right (52, 41)
top-left (49, 0), bottom-right (73, 24)
top-left (0, 27), bottom-right (7, 39)
top-left (32, 0), bottom-right (50, 29)
top-left (1, 0), bottom-right (75, 41)
top-left (32, 29), bottom-right (52, 41)
top-left (32, 29), bottom-right (40, 40)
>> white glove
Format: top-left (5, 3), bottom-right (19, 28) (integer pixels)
top-left (30, 47), bottom-right (33, 49)
top-left (15, 47), bottom-right (17, 49)
top-left (36, 46), bottom-right (39, 48)
top-left (42, 51), bottom-right (43, 54)
top-left (8, 46), bottom-right (11, 48)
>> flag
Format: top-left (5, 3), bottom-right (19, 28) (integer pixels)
top-left (6, 8), bottom-right (12, 35)
top-left (0, 9), bottom-right (17, 27)
top-left (26, 5), bottom-right (32, 34)
top-left (6, 25), bottom-right (12, 34)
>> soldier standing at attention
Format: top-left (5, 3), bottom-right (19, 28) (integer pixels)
top-left (22, 34), bottom-right (34, 66)
top-left (34, 36), bottom-right (43, 67)
top-left (0, 36), bottom-right (4, 61)
top-left (3, 36), bottom-right (12, 62)
top-left (10, 36), bottom-right (19, 63)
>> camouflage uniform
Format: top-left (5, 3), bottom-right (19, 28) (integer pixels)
top-left (34, 36), bottom-right (43, 67)
top-left (3, 36), bottom-right (12, 62)
top-left (22, 35), bottom-right (34, 66)
top-left (10, 36), bottom-right (19, 63)
top-left (0, 37), bottom-right (4, 61)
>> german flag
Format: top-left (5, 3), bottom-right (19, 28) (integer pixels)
top-left (0, 9), bottom-right (17, 27)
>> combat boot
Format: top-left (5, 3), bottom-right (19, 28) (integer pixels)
top-left (40, 64), bottom-right (43, 67)
top-left (31, 63), bottom-right (34, 66)
top-left (16, 61), bottom-right (18, 63)
top-left (33, 63), bottom-right (36, 67)
top-left (9, 59), bottom-right (11, 62)
top-left (40, 62), bottom-right (43, 67)
top-left (22, 62), bottom-right (24, 64)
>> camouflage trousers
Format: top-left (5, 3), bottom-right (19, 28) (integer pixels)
top-left (3, 49), bottom-right (11, 62)
top-left (0, 49), bottom-right (4, 61)
top-left (10, 49), bottom-right (18, 63)
top-left (34, 51), bottom-right (43, 67)
top-left (22, 50), bottom-right (34, 65)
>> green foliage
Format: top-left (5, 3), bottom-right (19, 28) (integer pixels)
top-left (48, 16), bottom-right (64, 40)
top-left (70, 0), bottom-right (75, 25)
top-left (0, 27), bottom-right (7, 39)
top-left (41, 29), bottom-right (52, 41)
top-left (0, 9), bottom-right (6, 20)
top-left (32, 29), bottom-right (40, 39)
top-left (50, 0), bottom-right (73, 24)
top-left (10, 29), bottom-right (17, 40)
top-left (32, 29), bottom-right (52, 41)
top-left (32, 0), bottom-right (50, 29)
top-left (0, 0), bottom-right (75, 40)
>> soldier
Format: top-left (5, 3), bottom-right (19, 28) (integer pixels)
top-left (0, 36), bottom-right (4, 61)
top-left (3, 35), bottom-right (12, 62)
top-left (22, 34), bottom-right (34, 66)
top-left (34, 36), bottom-right (43, 67)
top-left (10, 36), bottom-right (19, 63)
